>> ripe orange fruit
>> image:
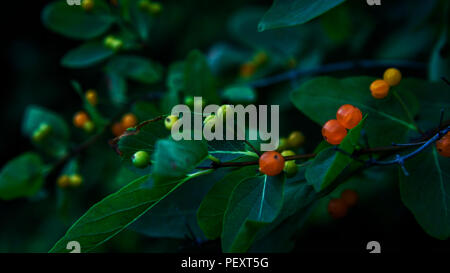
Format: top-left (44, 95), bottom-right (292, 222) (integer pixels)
top-left (73, 111), bottom-right (89, 128)
top-left (328, 198), bottom-right (348, 219)
top-left (259, 151), bottom-right (285, 176)
top-left (370, 79), bottom-right (390, 99)
top-left (340, 189), bottom-right (359, 207)
top-left (121, 113), bottom-right (138, 129)
top-left (57, 175), bottom-right (71, 189)
top-left (322, 119), bottom-right (348, 145)
top-left (336, 104), bottom-right (363, 129)
top-left (436, 132), bottom-right (450, 157)
top-left (112, 122), bottom-right (125, 137)
top-left (240, 62), bottom-right (256, 78)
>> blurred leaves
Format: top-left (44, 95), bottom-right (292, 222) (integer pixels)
top-left (61, 41), bottom-right (115, 68)
top-left (0, 153), bottom-right (44, 201)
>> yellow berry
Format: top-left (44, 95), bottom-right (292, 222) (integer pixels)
top-left (165, 115), bottom-right (178, 130)
top-left (83, 120), bottom-right (95, 133)
top-left (383, 68), bottom-right (402, 86)
top-left (57, 175), bottom-right (71, 189)
top-left (69, 174), bottom-right (83, 187)
top-left (148, 2), bottom-right (162, 14)
top-left (81, 0), bottom-right (94, 11)
top-left (85, 89), bottom-right (98, 106)
top-left (287, 131), bottom-right (305, 148)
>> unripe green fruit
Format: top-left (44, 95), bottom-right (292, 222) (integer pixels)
top-left (83, 120), bottom-right (95, 133)
top-left (69, 174), bottom-right (83, 187)
top-left (32, 123), bottom-right (52, 142)
top-left (104, 35), bottom-right (123, 51)
top-left (165, 115), bottom-right (178, 130)
top-left (283, 161), bottom-right (298, 177)
top-left (184, 96), bottom-right (194, 108)
top-left (277, 137), bottom-right (288, 151)
top-left (132, 151), bottom-right (150, 169)
top-left (217, 105), bottom-right (234, 121)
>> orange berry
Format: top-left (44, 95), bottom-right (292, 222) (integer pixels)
top-left (259, 151), bottom-right (285, 176)
top-left (370, 79), bottom-right (390, 99)
top-left (328, 198), bottom-right (348, 219)
top-left (112, 122), bottom-right (125, 137)
top-left (57, 175), bottom-right (71, 189)
top-left (121, 113), bottom-right (138, 129)
top-left (383, 68), bottom-right (402, 86)
top-left (436, 132), bottom-right (450, 157)
top-left (85, 89), bottom-right (98, 106)
top-left (336, 104), bottom-right (363, 129)
top-left (340, 189), bottom-right (359, 207)
top-left (322, 119), bottom-right (348, 145)
top-left (73, 111), bottom-right (89, 128)
top-left (240, 62), bottom-right (256, 78)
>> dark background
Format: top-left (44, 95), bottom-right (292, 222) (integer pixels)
top-left (0, 0), bottom-right (448, 253)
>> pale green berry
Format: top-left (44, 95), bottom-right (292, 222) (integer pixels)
top-left (132, 151), bottom-right (150, 169)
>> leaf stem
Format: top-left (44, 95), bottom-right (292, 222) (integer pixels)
top-left (392, 90), bottom-right (423, 134)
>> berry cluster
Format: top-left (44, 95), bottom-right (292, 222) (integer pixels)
top-left (370, 68), bottom-right (402, 99)
top-left (327, 189), bottom-right (358, 219)
top-left (73, 111), bottom-right (95, 133)
top-left (112, 113), bottom-right (138, 136)
top-left (57, 174), bottom-right (83, 189)
top-left (322, 104), bottom-right (363, 145)
top-left (240, 51), bottom-right (268, 79)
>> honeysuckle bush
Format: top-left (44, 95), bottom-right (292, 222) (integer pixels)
top-left (1, 0), bottom-right (449, 252)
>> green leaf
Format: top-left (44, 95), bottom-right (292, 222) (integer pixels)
top-left (0, 153), bottom-right (44, 201)
top-left (106, 71), bottom-right (128, 106)
top-left (152, 138), bottom-right (209, 183)
top-left (306, 116), bottom-right (366, 191)
top-left (290, 76), bottom-right (419, 147)
top-left (62, 42), bottom-right (115, 68)
top-left (22, 105), bottom-right (70, 158)
top-left (129, 0), bottom-right (152, 41)
top-left (184, 50), bottom-right (220, 104)
top-left (131, 168), bottom-right (227, 239)
top-left (428, 23), bottom-right (449, 82)
top-left (106, 55), bottom-right (163, 84)
top-left (49, 173), bottom-right (207, 253)
top-left (222, 85), bottom-right (257, 104)
top-left (197, 166), bottom-right (258, 239)
top-left (222, 174), bottom-right (285, 253)
top-left (42, 1), bottom-right (114, 40)
top-left (258, 0), bottom-right (346, 32)
top-left (399, 148), bottom-right (450, 240)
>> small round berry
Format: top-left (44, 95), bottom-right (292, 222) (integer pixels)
top-left (383, 68), bottom-right (402, 86)
top-left (370, 79), bottom-right (390, 99)
top-left (259, 151), bottom-right (285, 176)
top-left (322, 120), bottom-right (347, 145)
top-left (436, 132), bottom-right (450, 157)
top-left (82, 0), bottom-right (94, 11)
top-left (340, 189), bottom-right (359, 207)
top-left (217, 105), bottom-right (234, 121)
top-left (283, 161), bottom-right (298, 178)
top-left (69, 174), bottom-right (83, 187)
top-left (57, 175), bottom-right (71, 189)
top-left (132, 151), bottom-right (150, 169)
top-left (83, 120), bottom-right (95, 133)
top-left (281, 150), bottom-right (295, 159)
top-left (121, 113), bottom-right (138, 129)
top-left (148, 2), bottom-right (162, 14)
top-left (85, 89), bottom-right (98, 106)
top-left (336, 104), bottom-right (363, 129)
top-left (287, 131), bottom-right (305, 148)
top-left (165, 115), bottom-right (179, 130)
top-left (112, 122), bottom-right (125, 137)
top-left (252, 51), bottom-right (268, 66)
top-left (139, 0), bottom-right (150, 9)
top-left (277, 137), bottom-right (288, 151)
top-left (73, 111), bottom-right (89, 128)
top-left (328, 198), bottom-right (348, 219)
top-left (240, 62), bottom-right (256, 78)
top-left (184, 96), bottom-right (194, 108)
top-left (104, 35), bottom-right (123, 51)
